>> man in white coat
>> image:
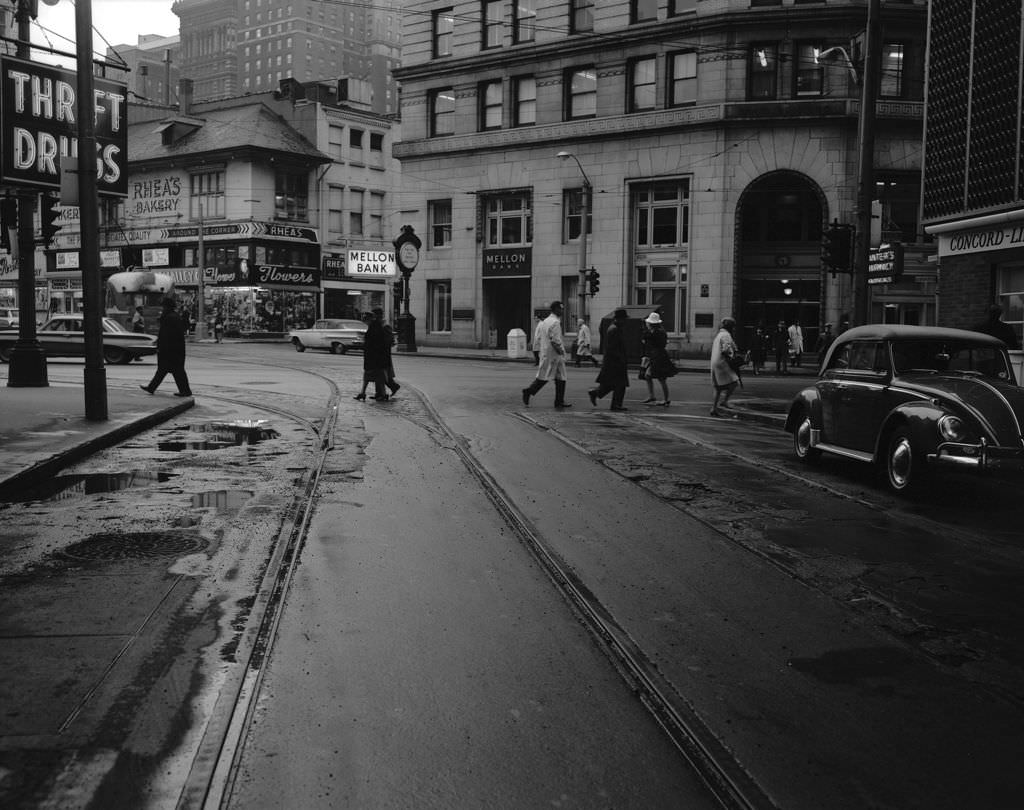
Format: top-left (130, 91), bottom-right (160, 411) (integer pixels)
top-left (521, 301), bottom-right (572, 408)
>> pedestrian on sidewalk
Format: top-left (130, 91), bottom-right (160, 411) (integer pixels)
top-left (772, 319), bottom-right (790, 375)
top-left (971, 304), bottom-right (1021, 349)
top-left (816, 323), bottom-right (835, 357)
top-left (214, 312), bottom-right (225, 343)
top-left (532, 313), bottom-right (545, 366)
top-left (574, 318), bottom-right (599, 367)
top-left (751, 323), bottom-right (770, 375)
top-left (788, 320), bottom-right (805, 367)
top-left (710, 317), bottom-right (740, 417)
top-left (381, 309), bottom-right (401, 398)
top-left (141, 297), bottom-right (193, 398)
top-left (522, 301), bottom-right (571, 408)
top-left (641, 312), bottom-right (676, 406)
top-left (588, 308), bottom-right (630, 411)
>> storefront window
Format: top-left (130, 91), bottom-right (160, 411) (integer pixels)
top-left (997, 262), bottom-right (1024, 348)
top-left (427, 280), bottom-right (452, 333)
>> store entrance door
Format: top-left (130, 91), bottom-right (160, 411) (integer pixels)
top-left (483, 277), bottom-right (531, 349)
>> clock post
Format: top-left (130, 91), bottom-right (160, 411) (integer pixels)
top-left (393, 225), bottom-right (421, 352)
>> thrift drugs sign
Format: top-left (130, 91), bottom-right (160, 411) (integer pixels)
top-left (0, 56), bottom-right (128, 196)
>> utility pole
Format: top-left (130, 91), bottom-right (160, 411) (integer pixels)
top-left (853, 0), bottom-right (882, 326)
top-left (196, 200), bottom-right (206, 339)
top-left (7, 0), bottom-right (48, 388)
top-left (557, 151), bottom-right (590, 324)
top-left (77, 0), bottom-right (108, 419)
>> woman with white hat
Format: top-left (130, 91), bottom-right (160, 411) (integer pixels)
top-left (642, 311), bottom-right (676, 406)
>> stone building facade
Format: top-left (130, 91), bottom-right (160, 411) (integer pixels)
top-left (393, 0), bottom-right (931, 353)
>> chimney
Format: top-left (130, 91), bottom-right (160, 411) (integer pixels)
top-left (178, 78), bottom-right (193, 115)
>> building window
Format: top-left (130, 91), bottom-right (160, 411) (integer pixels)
top-left (190, 170), bottom-right (225, 219)
top-left (629, 56), bottom-right (657, 112)
top-left (482, 0), bottom-right (503, 49)
top-left (369, 191), bottom-right (384, 238)
top-left (430, 88), bottom-right (455, 136)
top-left (795, 43), bottom-right (826, 96)
top-left (668, 51), bottom-right (697, 107)
top-left (513, 75), bottom-right (536, 126)
top-left (997, 263), bottom-right (1024, 348)
top-left (513, 0), bottom-right (535, 43)
top-left (328, 125), bottom-right (343, 160)
top-left (348, 187), bottom-right (363, 235)
top-left (668, 0), bottom-right (696, 15)
top-left (634, 262), bottom-right (687, 333)
top-left (566, 67), bottom-right (596, 120)
top-left (561, 275), bottom-right (581, 327)
top-left (631, 0), bottom-right (657, 23)
top-left (880, 42), bottom-right (905, 98)
top-left (349, 128), bottom-right (364, 162)
top-left (480, 79), bottom-right (503, 130)
top-left (570, 0), bottom-right (593, 33)
top-left (563, 187), bottom-right (593, 242)
top-left (427, 280), bottom-right (453, 333)
top-left (634, 181), bottom-right (690, 248)
top-left (749, 44), bottom-right (778, 100)
top-left (275, 171), bottom-right (308, 221)
top-left (328, 185), bottom-right (343, 239)
top-left (486, 193), bottom-right (532, 246)
top-left (370, 132), bottom-right (384, 153)
top-left (429, 199), bottom-right (453, 248)
top-left (433, 8), bottom-right (453, 57)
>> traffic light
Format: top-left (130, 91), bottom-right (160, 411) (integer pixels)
top-left (822, 222), bottom-right (852, 272)
top-left (0, 198), bottom-right (17, 252)
top-left (40, 193), bottom-right (61, 245)
top-left (587, 268), bottom-right (600, 296)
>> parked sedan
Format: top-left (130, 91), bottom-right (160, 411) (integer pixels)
top-left (0, 306), bottom-right (19, 329)
top-left (784, 324), bottom-right (1024, 494)
top-left (288, 318), bottom-right (366, 354)
top-left (0, 315), bottom-right (158, 365)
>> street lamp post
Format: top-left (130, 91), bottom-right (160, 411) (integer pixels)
top-left (557, 151), bottom-right (590, 325)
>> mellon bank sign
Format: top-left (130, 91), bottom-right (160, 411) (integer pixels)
top-left (0, 56), bottom-right (128, 196)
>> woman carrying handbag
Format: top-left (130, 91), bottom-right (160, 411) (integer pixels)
top-left (641, 312), bottom-right (677, 406)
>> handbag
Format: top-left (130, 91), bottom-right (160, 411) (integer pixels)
top-left (638, 356), bottom-right (651, 380)
top-left (727, 354), bottom-right (747, 373)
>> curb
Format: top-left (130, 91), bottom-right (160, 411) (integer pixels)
top-left (0, 398), bottom-right (195, 498)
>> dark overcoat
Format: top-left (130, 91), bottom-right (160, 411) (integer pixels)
top-left (363, 319), bottom-right (390, 371)
top-left (156, 310), bottom-right (187, 370)
top-left (596, 321), bottom-right (629, 389)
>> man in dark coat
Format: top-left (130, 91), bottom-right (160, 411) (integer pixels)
top-left (362, 309), bottom-right (390, 400)
top-left (588, 308), bottom-right (630, 411)
top-left (972, 304), bottom-right (1021, 349)
top-left (140, 297), bottom-right (192, 397)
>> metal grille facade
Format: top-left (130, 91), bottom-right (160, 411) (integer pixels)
top-left (923, 0), bottom-right (1024, 222)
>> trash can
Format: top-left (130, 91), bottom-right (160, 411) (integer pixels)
top-left (506, 328), bottom-right (528, 359)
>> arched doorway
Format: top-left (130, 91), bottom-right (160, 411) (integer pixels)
top-left (736, 172), bottom-right (826, 352)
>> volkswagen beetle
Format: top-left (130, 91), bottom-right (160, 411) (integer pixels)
top-left (784, 324), bottom-right (1024, 494)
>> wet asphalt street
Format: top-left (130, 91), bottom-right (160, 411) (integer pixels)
top-left (1, 344), bottom-right (1023, 809)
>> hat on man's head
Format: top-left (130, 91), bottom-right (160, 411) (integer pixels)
top-left (614, 308), bottom-right (628, 320)
top-left (645, 312), bottom-right (662, 324)
top-left (550, 300), bottom-right (563, 311)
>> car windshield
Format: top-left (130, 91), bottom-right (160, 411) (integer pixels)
top-left (891, 340), bottom-right (1011, 381)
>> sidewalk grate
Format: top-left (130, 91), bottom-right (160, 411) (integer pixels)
top-left (57, 531), bottom-right (208, 562)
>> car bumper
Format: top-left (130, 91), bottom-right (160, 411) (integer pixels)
top-left (929, 440), bottom-right (1024, 471)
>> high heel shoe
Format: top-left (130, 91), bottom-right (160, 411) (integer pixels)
top-left (642, 397), bottom-right (657, 404)
top-left (354, 393), bottom-right (366, 400)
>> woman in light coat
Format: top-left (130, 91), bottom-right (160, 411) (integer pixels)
top-left (710, 317), bottom-right (740, 416)
top-left (574, 318), bottom-right (599, 367)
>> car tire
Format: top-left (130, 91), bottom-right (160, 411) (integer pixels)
top-left (884, 426), bottom-right (925, 495)
top-left (0, 345), bottom-right (11, 363)
top-left (792, 410), bottom-right (821, 463)
top-left (292, 339), bottom-right (306, 352)
top-left (330, 342), bottom-right (340, 355)
top-left (103, 346), bottom-right (130, 365)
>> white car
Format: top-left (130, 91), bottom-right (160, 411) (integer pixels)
top-left (0, 306), bottom-right (19, 329)
top-left (288, 318), bottom-right (367, 354)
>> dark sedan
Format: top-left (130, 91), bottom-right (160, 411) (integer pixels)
top-left (784, 324), bottom-right (1024, 494)
top-left (0, 315), bottom-right (158, 365)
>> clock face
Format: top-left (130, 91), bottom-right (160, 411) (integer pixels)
top-left (399, 242), bottom-right (419, 270)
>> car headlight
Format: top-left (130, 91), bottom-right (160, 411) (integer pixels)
top-left (938, 414), bottom-right (967, 442)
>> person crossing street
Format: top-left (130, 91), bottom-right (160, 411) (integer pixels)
top-left (521, 301), bottom-right (572, 408)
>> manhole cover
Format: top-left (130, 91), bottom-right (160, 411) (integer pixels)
top-left (58, 531), bottom-right (208, 562)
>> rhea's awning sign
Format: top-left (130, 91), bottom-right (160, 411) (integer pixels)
top-left (0, 56), bottom-right (128, 196)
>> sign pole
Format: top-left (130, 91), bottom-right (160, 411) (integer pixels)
top-left (76, 0), bottom-right (108, 419)
top-left (7, 0), bottom-right (47, 388)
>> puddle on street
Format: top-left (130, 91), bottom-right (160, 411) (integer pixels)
top-left (191, 490), bottom-right (254, 512)
top-left (788, 646), bottom-right (918, 687)
top-left (159, 420), bottom-right (281, 451)
top-left (0, 471), bottom-right (178, 503)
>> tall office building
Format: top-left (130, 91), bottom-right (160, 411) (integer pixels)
top-left (172, 0), bottom-right (401, 115)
